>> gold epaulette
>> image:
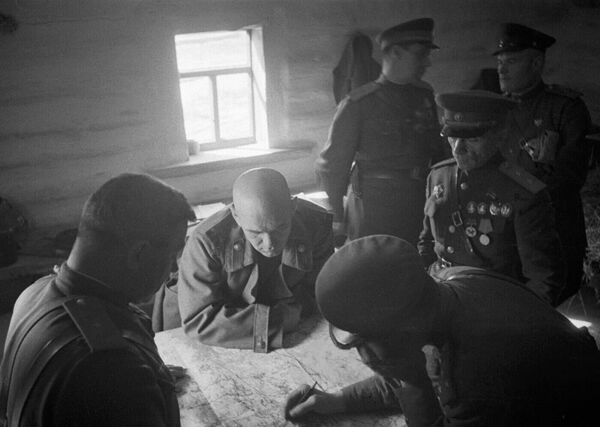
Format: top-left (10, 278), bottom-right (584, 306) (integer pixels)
top-left (498, 161), bottom-right (546, 194)
top-left (348, 82), bottom-right (379, 101)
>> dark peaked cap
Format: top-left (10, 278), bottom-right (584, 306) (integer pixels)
top-left (436, 90), bottom-right (517, 138)
top-left (316, 235), bottom-right (436, 336)
top-left (376, 18), bottom-right (439, 51)
top-left (493, 23), bottom-right (556, 55)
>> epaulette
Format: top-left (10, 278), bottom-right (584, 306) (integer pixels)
top-left (498, 161), bottom-right (546, 194)
top-left (63, 296), bottom-right (128, 352)
top-left (546, 84), bottom-right (582, 99)
top-left (348, 82), bottom-right (379, 101)
top-left (430, 157), bottom-right (457, 170)
top-left (411, 80), bottom-right (434, 91)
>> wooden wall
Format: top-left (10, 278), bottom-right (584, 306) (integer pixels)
top-left (1, 0), bottom-right (599, 231)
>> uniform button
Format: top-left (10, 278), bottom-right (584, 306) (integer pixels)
top-left (460, 182), bottom-right (468, 190)
top-left (447, 246), bottom-right (455, 254)
top-left (448, 225), bottom-right (456, 233)
top-left (233, 242), bottom-right (242, 251)
top-left (297, 244), bottom-right (306, 253)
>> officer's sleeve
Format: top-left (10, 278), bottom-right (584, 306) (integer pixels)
top-left (340, 361), bottom-right (442, 426)
top-left (46, 349), bottom-right (176, 427)
top-left (178, 231), bottom-right (288, 349)
top-left (417, 172), bottom-right (437, 268)
top-left (515, 189), bottom-right (566, 306)
top-left (548, 97), bottom-right (591, 194)
top-left (315, 98), bottom-right (361, 222)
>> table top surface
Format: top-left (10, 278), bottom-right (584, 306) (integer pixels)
top-left (155, 316), bottom-right (406, 427)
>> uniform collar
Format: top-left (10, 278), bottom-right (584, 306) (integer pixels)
top-left (505, 80), bottom-right (545, 102)
top-left (377, 73), bottom-right (423, 88)
top-left (55, 262), bottom-right (131, 308)
top-left (223, 201), bottom-right (314, 272)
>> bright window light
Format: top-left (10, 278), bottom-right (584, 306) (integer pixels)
top-left (567, 317), bottom-right (593, 328)
top-left (175, 31), bottom-right (255, 149)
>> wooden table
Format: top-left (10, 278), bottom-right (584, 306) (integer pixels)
top-left (155, 316), bottom-right (406, 427)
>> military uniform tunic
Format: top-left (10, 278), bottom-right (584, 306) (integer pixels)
top-left (316, 75), bottom-right (445, 244)
top-left (0, 264), bottom-right (180, 427)
top-left (417, 154), bottom-right (565, 305)
top-left (501, 81), bottom-right (591, 302)
top-left (339, 267), bottom-right (600, 426)
top-left (174, 198), bottom-right (333, 350)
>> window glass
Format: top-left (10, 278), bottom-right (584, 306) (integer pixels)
top-left (217, 73), bottom-right (253, 140)
top-left (179, 76), bottom-right (214, 143)
top-left (175, 32), bottom-right (250, 73)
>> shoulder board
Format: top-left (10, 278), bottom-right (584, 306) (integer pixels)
top-left (498, 161), bottom-right (546, 194)
top-left (63, 296), bottom-right (128, 352)
top-left (431, 157), bottom-right (457, 170)
top-left (546, 84), bottom-right (582, 99)
top-left (410, 80), bottom-right (434, 91)
top-left (348, 82), bottom-right (379, 101)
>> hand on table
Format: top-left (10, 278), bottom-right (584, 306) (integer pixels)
top-left (284, 383), bottom-right (345, 420)
top-left (166, 364), bottom-right (188, 393)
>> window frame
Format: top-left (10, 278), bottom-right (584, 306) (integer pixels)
top-left (176, 29), bottom-right (260, 152)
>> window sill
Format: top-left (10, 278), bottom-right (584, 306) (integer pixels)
top-left (150, 144), bottom-right (314, 180)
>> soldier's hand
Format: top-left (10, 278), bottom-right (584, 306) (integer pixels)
top-left (166, 364), bottom-right (188, 393)
top-left (284, 384), bottom-right (345, 419)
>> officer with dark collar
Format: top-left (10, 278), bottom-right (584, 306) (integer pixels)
top-left (0, 174), bottom-right (195, 427)
top-left (494, 23), bottom-right (592, 304)
top-left (316, 18), bottom-right (446, 245)
top-left (417, 90), bottom-right (565, 306)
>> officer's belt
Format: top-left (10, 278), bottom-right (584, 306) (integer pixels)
top-left (360, 170), bottom-right (414, 180)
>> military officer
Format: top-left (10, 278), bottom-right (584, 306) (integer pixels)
top-left (285, 235), bottom-right (600, 426)
top-left (494, 23), bottom-right (592, 304)
top-left (418, 90), bottom-right (565, 306)
top-left (0, 174), bottom-right (195, 427)
top-left (161, 168), bottom-right (334, 352)
top-left (316, 18), bottom-right (446, 245)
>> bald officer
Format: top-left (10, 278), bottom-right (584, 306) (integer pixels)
top-left (285, 235), bottom-right (600, 426)
top-left (316, 18), bottom-right (446, 244)
top-left (417, 90), bottom-right (565, 306)
top-left (170, 168), bottom-right (333, 352)
top-left (494, 23), bottom-right (592, 303)
top-left (0, 174), bottom-right (194, 427)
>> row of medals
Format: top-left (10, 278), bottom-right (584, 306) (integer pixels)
top-left (452, 201), bottom-right (513, 246)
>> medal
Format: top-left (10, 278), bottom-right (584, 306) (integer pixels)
top-left (501, 203), bottom-right (513, 217)
top-left (477, 202), bottom-right (487, 215)
top-left (460, 182), bottom-right (468, 190)
top-left (466, 201), bottom-right (476, 214)
top-left (489, 202), bottom-right (500, 216)
top-left (465, 226), bottom-right (477, 237)
top-left (479, 234), bottom-right (491, 246)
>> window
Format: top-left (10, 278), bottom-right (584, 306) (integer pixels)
top-left (175, 29), bottom-right (267, 151)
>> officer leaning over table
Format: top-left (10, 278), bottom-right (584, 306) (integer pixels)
top-left (494, 23), bottom-right (592, 304)
top-left (285, 235), bottom-right (600, 426)
top-left (160, 168), bottom-right (334, 352)
top-left (0, 173), bottom-right (195, 427)
top-left (417, 90), bottom-right (565, 306)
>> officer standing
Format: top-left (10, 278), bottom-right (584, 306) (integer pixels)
top-left (418, 90), bottom-right (565, 306)
top-left (494, 23), bottom-right (592, 304)
top-left (316, 18), bottom-right (446, 245)
top-left (284, 235), bottom-right (600, 426)
top-left (0, 174), bottom-right (195, 427)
